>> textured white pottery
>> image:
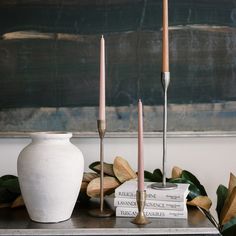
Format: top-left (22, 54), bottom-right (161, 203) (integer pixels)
top-left (17, 132), bottom-right (84, 223)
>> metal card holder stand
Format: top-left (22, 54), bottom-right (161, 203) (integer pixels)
top-left (88, 120), bottom-right (114, 217)
top-left (151, 72), bottom-right (177, 190)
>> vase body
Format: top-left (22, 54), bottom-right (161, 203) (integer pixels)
top-left (17, 132), bottom-right (84, 223)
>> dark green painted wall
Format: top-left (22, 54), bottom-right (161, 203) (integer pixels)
top-left (0, 0), bottom-right (236, 132)
top-left (0, 0), bottom-right (236, 108)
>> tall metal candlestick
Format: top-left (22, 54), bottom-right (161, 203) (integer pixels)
top-left (131, 100), bottom-right (150, 225)
top-left (88, 35), bottom-right (114, 217)
top-left (151, 0), bottom-right (177, 190)
top-left (88, 120), bottom-right (114, 217)
top-left (151, 73), bottom-right (176, 189)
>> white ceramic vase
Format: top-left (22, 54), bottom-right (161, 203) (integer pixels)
top-left (17, 132), bottom-right (84, 223)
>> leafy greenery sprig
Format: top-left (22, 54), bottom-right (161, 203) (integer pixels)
top-left (144, 166), bottom-right (212, 210)
top-left (0, 175), bottom-right (21, 208)
top-left (216, 173), bottom-right (236, 236)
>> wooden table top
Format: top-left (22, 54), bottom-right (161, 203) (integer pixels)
top-left (0, 200), bottom-right (220, 236)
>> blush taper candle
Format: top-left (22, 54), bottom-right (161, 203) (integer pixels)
top-left (162, 0), bottom-right (169, 72)
top-left (99, 35), bottom-right (105, 121)
top-left (138, 99), bottom-right (144, 191)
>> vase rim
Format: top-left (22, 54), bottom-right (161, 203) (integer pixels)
top-left (30, 132), bottom-right (72, 139)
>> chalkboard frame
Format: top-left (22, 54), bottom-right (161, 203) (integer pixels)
top-left (0, 0), bottom-right (236, 136)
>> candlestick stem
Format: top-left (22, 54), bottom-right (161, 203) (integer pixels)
top-left (100, 135), bottom-right (104, 212)
top-left (162, 72), bottom-right (169, 187)
top-left (131, 190), bottom-right (151, 225)
top-left (88, 120), bottom-right (114, 217)
top-left (151, 72), bottom-right (177, 190)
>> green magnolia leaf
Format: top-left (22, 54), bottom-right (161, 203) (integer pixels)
top-left (181, 170), bottom-right (207, 196)
top-left (89, 161), bottom-right (115, 176)
top-left (144, 169), bottom-right (163, 182)
top-left (2, 178), bottom-right (21, 195)
top-left (181, 170), bottom-right (201, 185)
top-left (0, 175), bottom-right (20, 203)
top-left (216, 184), bottom-right (228, 222)
top-left (170, 178), bottom-right (202, 201)
top-left (0, 187), bottom-right (16, 203)
top-left (152, 169), bottom-right (163, 182)
top-left (222, 216), bottom-right (236, 236)
top-left (89, 161), bottom-right (101, 173)
top-left (144, 170), bottom-right (155, 182)
top-left (0, 175), bottom-right (18, 181)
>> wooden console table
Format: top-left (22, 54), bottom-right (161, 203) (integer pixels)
top-left (0, 200), bottom-right (220, 236)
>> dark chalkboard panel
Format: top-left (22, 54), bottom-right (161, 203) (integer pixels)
top-left (0, 0), bottom-right (236, 132)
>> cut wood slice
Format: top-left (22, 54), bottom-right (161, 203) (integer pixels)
top-left (187, 196), bottom-right (212, 211)
top-left (11, 195), bottom-right (24, 208)
top-left (172, 166), bottom-right (183, 179)
top-left (113, 156), bottom-right (137, 183)
top-left (220, 186), bottom-right (236, 225)
top-left (86, 176), bottom-right (120, 198)
top-left (89, 161), bottom-right (115, 177)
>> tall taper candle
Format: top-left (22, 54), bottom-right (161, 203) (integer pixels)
top-left (138, 99), bottom-right (144, 191)
top-left (99, 35), bottom-right (105, 121)
top-left (162, 0), bottom-right (169, 72)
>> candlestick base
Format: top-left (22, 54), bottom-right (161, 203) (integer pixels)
top-left (131, 190), bottom-right (151, 225)
top-left (151, 182), bottom-right (177, 190)
top-left (88, 208), bottom-right (114, 218)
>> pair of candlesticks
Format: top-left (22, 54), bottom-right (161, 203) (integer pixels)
top-left (88, 120), bottom-right (150, 225)
top-left (88, 72), bottom-right (177, 225)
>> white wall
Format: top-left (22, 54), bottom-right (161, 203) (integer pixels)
top-left (0, 135), bottom-right (235, 219)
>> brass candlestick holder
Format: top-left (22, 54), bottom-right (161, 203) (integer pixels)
top-left (131, 190), bottom-right (151, 225)
top-left (88, 120), bottom-right (114, 217)
top-left (151, 72), bottom-right (177, 190)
